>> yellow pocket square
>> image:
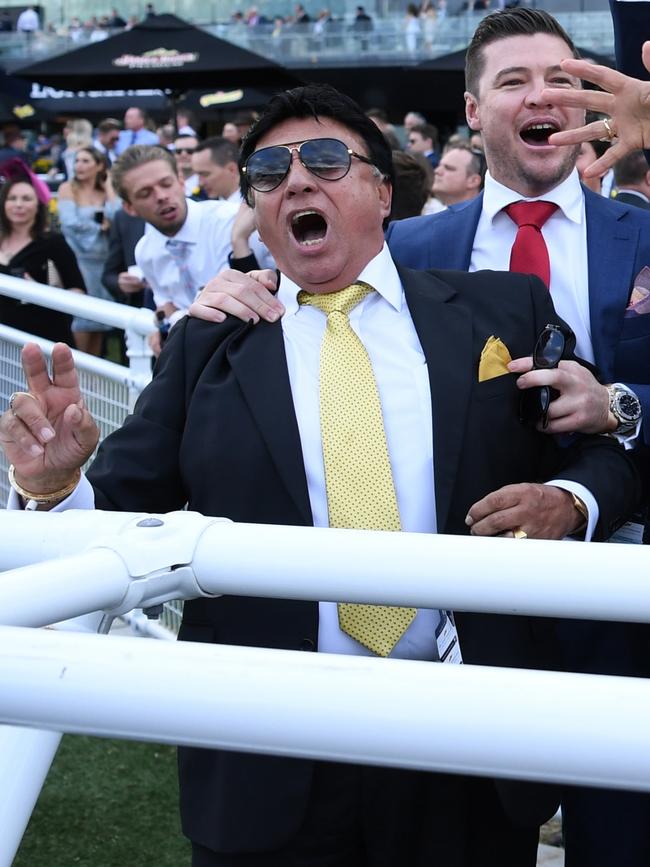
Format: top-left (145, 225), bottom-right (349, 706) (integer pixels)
top-left (478, 336), bottom-right (512, 382)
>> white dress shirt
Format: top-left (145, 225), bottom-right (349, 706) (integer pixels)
top-left (473, 170), bottom-right (640, 447)
top-left (278, 243), bottom-right (441, 659)
top-left (135, 198), bottom-right (239, 311)
top-left (473, 170), bottom-right (594, 364)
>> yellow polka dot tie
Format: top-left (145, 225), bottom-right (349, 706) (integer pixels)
top-left (299, 282), bottom-right (417, 657)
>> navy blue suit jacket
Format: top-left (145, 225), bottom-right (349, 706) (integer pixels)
top-left (386, 188), bottom-right (650, 448)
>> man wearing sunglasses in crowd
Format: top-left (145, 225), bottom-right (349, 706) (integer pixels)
top-left (196, 14), bottom-right (650, 863)
top-left (1, 84), bottom-right (640, 867)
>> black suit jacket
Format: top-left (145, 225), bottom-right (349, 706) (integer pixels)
top-left (101, 209), bottom-right (148, 306)
top-left (87, 265), bottom-right (639, 854)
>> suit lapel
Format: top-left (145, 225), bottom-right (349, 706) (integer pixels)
top-left (585, 188), bottom-right (638, 377)
top-left (399, 266), bottom-right (474, 531)
top-left (434, 194), bottom-right (484, 271)
top-left (227, 321), bottom-right (313, 525)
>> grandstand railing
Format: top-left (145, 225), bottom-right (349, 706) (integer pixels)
top-left (1, 512), bottom-right (650, 864)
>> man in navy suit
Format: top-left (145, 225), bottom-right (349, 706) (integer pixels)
top-left (385, 9), bottom-right (650, 867)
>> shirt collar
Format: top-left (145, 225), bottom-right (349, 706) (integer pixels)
top-left (483, 168), bottom-right (584, 225)
top-left (278, 243), bottom-right (402, 317)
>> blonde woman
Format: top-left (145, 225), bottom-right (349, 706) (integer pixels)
top-left (57, 146), bottom-right (120, 355)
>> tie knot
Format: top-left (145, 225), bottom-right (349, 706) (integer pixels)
top-left (166, 238), bottom-right (192, 255)
top-left (504, 200), bottom-right (558, 230)
top-left (298, 282), bottom-right (373, 317)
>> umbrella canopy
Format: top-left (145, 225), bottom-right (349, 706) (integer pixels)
top-left (8, 14), bottom-right (301, 94)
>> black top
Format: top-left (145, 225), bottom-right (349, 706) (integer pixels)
top-left (0, 232), bottom-right (85, 344)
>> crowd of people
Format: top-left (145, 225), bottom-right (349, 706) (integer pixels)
top-left (0, 96), bottom-right (490, 359)
top-left (2, 3), bottom-right (650, 866)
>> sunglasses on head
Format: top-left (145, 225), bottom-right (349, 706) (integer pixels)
top-left (242, 137), bottom-right (378, 193)
top-left (176, 147), bottom-right (196, 155)
top-left (519, 323), bottom-right (571, 429)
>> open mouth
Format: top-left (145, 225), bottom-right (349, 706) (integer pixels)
top-left (520, 121), bottom-right (559, 147)
top-left (291, 210), bottom-right (328, 246)
top-left (159, 206), bottom-right (177, 220)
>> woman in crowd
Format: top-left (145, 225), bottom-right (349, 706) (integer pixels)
top-left (0, 165), bottom-right (85, 345)
top-left (57, 146), bottom-right (119, 356)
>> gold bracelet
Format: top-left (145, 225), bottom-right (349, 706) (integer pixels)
top-left (571, 492), bottom-right (589, 532)
top-left (8, 464), bottom-right (81, 504)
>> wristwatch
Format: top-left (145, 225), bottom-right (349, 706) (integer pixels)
top-left (606, 384), bottom-right (642, 435)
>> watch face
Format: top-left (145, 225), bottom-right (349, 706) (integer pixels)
top-left (617, 392), bottom-right (641, 422)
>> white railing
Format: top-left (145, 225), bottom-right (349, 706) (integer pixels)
top-left (1, 511), bottom-right (650, 864)
top-left (0, 274), bottom-right (180, 633)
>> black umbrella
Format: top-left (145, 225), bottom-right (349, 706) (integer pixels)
top-left (8, 14), bottom-right (301, 95)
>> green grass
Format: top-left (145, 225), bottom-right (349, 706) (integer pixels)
top-left (14, 735), bottom-right (190, 866)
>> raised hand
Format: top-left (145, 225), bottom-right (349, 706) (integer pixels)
top-left (0, 342), bottom-right (99, 495)
top-left (543, 45), bottom-right (650, 177)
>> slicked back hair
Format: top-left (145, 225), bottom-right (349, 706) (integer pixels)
top-left (111, 145), bottom-right (177, 202)
top-left (465, 8), bottom-right (580, 98)
top-left (239, 84), bottom-right (394, 204)
top-left (195, 136), bottom-right (240, 167)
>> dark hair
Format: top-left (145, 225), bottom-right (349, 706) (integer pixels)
top-left (390, 150), bottom-right (433, 221)
top-left (409, 123), bottom-right (439, 151)
top-left (111, 144), bottom-right (177, 202)
top-left (443, 140), bottom-right (486, 183)
top-left (195, 136), bottom-right (239, 166)
top-left (97, 117), bottom-right (121, 134)
top-left (614, 149), bottom-right (649, 187)
top-left (465, 8), bottom-right (580, 97)
top-left (0, 176), bottom-right (49, 239)
top-left (73, 146), bottom-right (109, 192)
top-left (239, 83), bottom-right (394, 204)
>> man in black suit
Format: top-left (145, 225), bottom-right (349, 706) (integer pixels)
top-left (1, 85), bottom-right (640, 867)
top-left (101, 208), bottom-right (150, 307)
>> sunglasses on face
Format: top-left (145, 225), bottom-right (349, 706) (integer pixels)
top-left (242, 137), bottom-right (378, 193)
top-left (176, 147), bottom-right (196, 155)
top-left (519, 323), bottom-right (571, 429)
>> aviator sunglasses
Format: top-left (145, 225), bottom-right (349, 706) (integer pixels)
top-left (519, 323), bottom-right (572, 429)
top-left (242, 137), bottom-right (378, 193)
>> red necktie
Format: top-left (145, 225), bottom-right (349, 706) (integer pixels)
top-left (504, 200), bottom-right (559, 289)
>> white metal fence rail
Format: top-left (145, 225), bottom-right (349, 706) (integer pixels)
top-left (0, 274), bottom-right (187, 632)
top-left (1, 513), bottom-right (650, 864)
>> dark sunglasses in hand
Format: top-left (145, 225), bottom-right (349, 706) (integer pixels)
top-left (519, 323), bottom-right (572, 429)
top-left (242, 137), bottom-right (378, 193)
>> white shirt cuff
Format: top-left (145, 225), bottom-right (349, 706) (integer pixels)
top-left (6, 472), bottom-right (95, 511)
top-left (546, 480), bottom-right (598, 541)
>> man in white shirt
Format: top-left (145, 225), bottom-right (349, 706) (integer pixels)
top-left (173, 133), bottom-right (200, 197)
top-left (192, 136), bottom-right (276, 273)
top-left (115, 107), bottom-right (159, 155)
top-left (191, 137), bottom-right (241, 203)
top-left (16, 6), bottom-right (39, 32)
top-left (431, 143), bottom-right (485, 207)
top-left (110, 145), bottom-right (239, 338)
top-left (1, 84), bottom-right (639, 867)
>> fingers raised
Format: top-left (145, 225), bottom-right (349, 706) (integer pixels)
top-left (21, 342), bottom-right (52, 396)
top-left (51, 342), bottom-right (81, 392)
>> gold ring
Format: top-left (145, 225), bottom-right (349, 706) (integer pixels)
top-left (601, 117), bottom-right (616, 142)
top-left (513, 527), bottom-right (528, 539)
top-left (8, 391), bottom-right (36, 416)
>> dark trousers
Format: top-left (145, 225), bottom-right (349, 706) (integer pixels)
top-left (563, 786), bottom-right (650, 867)
top-left (190, 762), bottom-right (538, 867)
